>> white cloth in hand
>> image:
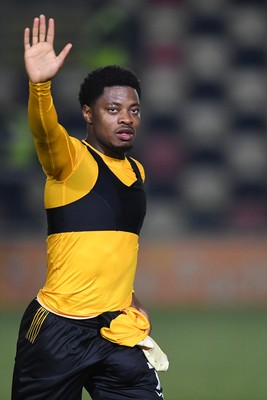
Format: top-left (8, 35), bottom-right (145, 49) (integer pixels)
top-left (138, 336), bottom-right (169, 372)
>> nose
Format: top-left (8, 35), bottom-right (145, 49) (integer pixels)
top-left (118, 110), bottom-right (133, 125)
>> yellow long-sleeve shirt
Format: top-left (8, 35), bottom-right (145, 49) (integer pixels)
top-left (29, 81), bottom-right (146, 318)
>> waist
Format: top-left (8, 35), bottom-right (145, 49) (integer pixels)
top-left (34, 298), bottom-right (121, 329)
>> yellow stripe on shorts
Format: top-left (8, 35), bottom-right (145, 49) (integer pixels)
top-left (25, 307), bottom-right (49, 344)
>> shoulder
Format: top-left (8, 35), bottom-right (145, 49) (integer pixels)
top-left (67, 137), bottom-right (98, 175)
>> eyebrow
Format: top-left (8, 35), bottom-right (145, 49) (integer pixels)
top-left (107, 101), bottom-right (140, 107)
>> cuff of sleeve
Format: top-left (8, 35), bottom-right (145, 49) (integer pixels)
top-left (29, 80), bottom-right (51, 90)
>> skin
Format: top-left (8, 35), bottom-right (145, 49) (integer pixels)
top-left (24, 15), bottom-right (72, 83)
top-left (24, 14), bottom-right (151, 331)
top-left (83, 86), bottom-right (141, 159)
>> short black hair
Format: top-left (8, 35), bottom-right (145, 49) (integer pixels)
top-left (78, 65), bottom-right (141, 107)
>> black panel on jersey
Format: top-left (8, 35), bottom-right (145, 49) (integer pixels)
top-left (46, 146), bottom-right (146, 235)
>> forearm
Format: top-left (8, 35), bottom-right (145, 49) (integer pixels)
top-left (29, 81), bottom-right (76, 178)
top-left (131, 293), bottom-right (152, 333)
top-left (29, 81), bottom-right (58, 141)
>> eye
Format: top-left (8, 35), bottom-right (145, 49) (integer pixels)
top-left (107, 107), bottom-right (119, 114)
top-left (131, 108), bottom-right (140, 115)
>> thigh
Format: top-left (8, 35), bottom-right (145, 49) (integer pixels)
top-left (12, 300), bottom-right (99, 400)
top-left (86, 344), bottom-right (164, 399)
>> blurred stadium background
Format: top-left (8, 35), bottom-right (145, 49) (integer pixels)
top-left (0, 0), bottom-right (267, 399)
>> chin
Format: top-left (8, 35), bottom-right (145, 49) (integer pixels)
top-left (113, 143), bottom-right (133, 156)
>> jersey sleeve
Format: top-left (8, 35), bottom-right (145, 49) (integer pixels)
top-left (28, 81), bottom-right (80, 180)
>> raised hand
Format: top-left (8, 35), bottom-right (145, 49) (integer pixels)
top-left (24, 14), bottom-right (72, 83)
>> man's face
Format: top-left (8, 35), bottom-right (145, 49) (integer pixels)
top-left (84, 86), bottom-right (141, 159)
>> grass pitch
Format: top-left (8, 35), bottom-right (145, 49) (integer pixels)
top-left (1, 307), bottom-right (267, 400)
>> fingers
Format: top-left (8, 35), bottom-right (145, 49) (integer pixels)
top-left (39, 14), bottom-right (47, 42)
top-left (46, 17), bottom-right (55, 45)
top-left (24, 27), bottom-right (31, 50)
top-left (25, 14), bottom-right (55, 46)
top-left (31, 16), bottom-right (40, 45)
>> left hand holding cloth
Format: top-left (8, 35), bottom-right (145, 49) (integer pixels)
top-left (100, 307), bottom-right (169, 372)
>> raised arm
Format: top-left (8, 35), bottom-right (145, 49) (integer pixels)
top-left (24, 14), bottom-right (72, 83)
top-left (24, 15), bottom-right (79, 180)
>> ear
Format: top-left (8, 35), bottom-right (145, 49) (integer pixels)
top-left (82, 104), bottom-right (93, 124)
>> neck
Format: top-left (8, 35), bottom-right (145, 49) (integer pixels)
top-left (85, 138), bottom-right (126, 160)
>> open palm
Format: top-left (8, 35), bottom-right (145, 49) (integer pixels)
top-left (24, 15), bottom-right (72, 83)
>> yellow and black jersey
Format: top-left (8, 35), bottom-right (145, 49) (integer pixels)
top-left (47, 145), bottom-right (146, 236)
top-left (28, 81), bottom-right (146, 318)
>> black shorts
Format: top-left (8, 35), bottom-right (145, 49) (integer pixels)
top-left (12, 299), bottom-right (164, 399)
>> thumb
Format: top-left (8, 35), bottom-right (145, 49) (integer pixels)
top-left (57, 43), bottom-right (72, 67)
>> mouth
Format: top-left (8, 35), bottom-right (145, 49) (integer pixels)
top-left (115, 127), bottom-right (135, 141)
